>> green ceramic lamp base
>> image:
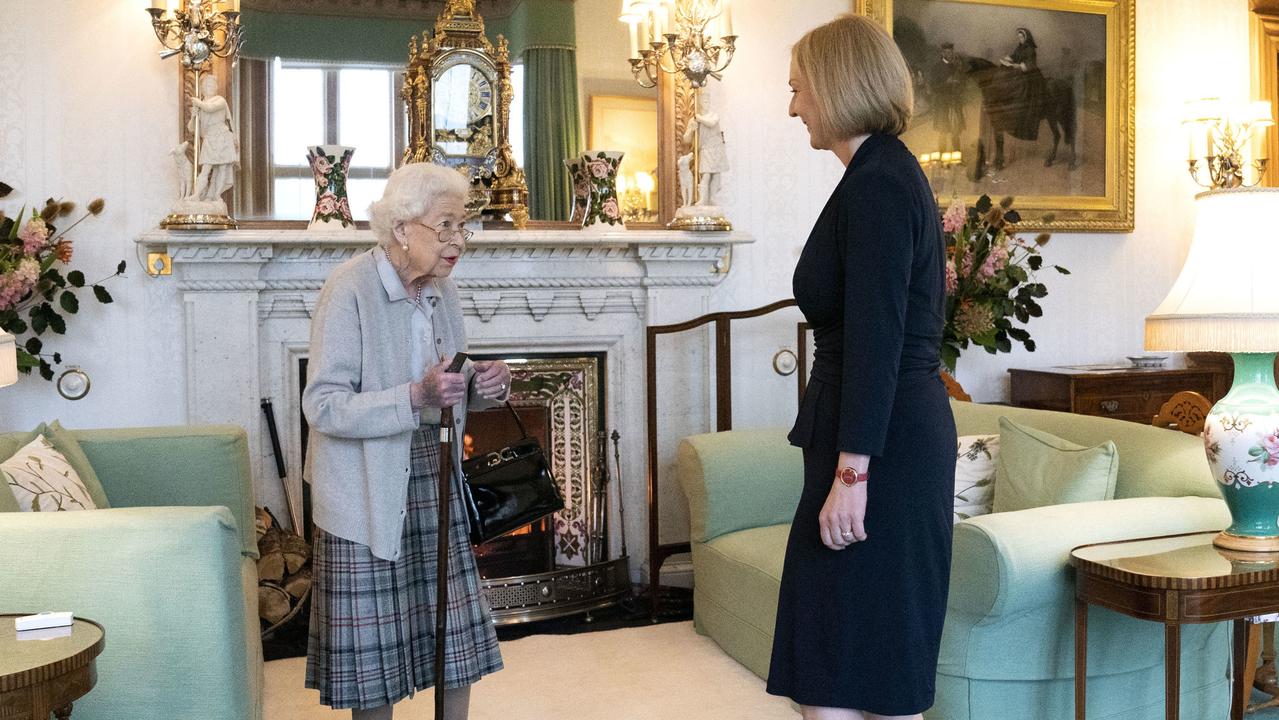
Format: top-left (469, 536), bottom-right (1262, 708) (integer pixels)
top-left (1205, 352), bottom-right (1279, 553)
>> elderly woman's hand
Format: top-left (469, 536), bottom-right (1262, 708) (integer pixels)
top-left (412, 356), bottom-right (468, 410)
top-left (473, 360), bottom-right (512, 401)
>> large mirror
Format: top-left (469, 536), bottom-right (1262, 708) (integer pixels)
top-left (230, 0), bottom-right (666, 226)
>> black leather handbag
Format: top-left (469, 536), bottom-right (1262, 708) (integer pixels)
top-left (460, 401), bottom-right (565, 545)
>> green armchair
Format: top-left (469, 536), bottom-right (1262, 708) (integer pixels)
top-left (678, 400), bottom-right (1234, 720)
top-left (0, 425), bottom-right (263, 720)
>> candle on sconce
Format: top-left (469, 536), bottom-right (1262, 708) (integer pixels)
top-left (654, 4), bottom-right (669, 39)
top-left (629, 21), bottom-right (640, 59)
top-left (721, 0), bottom-right (734, 35)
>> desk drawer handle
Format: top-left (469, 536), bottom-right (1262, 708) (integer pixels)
top-left (1099, 400), bottom-right (1120, 414)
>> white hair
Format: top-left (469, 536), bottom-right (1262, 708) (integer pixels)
top-left (367, 162), bottom-right (470, 246)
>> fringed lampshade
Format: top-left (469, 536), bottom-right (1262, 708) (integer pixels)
top-left (1146, 187), bottom-right (1279, 551)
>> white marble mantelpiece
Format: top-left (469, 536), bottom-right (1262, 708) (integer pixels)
top-left (136, 226), bottom-right (753, 582)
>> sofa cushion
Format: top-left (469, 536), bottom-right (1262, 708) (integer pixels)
top-left (2, 434), bottom-right (99, 511)
top-left (950, 400), bottom-right (1217, 500)
top-left (993, 417), bottom-right (1119, 513)
top-left (955, 434), bottom-right (998, 522)
top-left (0, 422), bottom-right (110, 511)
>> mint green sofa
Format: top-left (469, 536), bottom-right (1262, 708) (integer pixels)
top-left (0, 425), bottom-right (263, 720)
top-left (678, 400), bottom-right (1233, 720)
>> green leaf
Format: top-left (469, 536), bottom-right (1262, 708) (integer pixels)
top-left (995, 333), bottom-right (1012, 353)
top-left (940, 343), bottom-right (959, 373)
top-left (59, 291), bottom-right (79, 314)
top-left (116, 260), bottom-right (127, 275)
top-left (1025, 339), bottom-right (1037, 352)
top-left (30, 307), bottom-right (47, 334)
top-left (1055, 265), bottom-right (1071, 275)
top-left (92, 285), bottom-right (113, 304)
top-left (1027, 255), bottom-right (1043, 271)
top-left (1026, 301), bottom-right (1043, 318)
top-left (24, 337), bottom-right (41, 355)
top-left (1015, 307), bottom-right (1030, 323)
top-left (38, 359), bottom-right (53, 381)
top-left (4, 317), bottom-right (27, 334)
top-left (51, 352), bottom-right (61, 364)
top-left (67, 270), bottom-right (85, 287)
top-left (1008, 327), bottom-right (1031, 342)
top-left (48, 311), bottom-right (65, 334)
top-left (975, 195), bottom-right (993, 213)
top-left (45, 269), bottom-right (65, 288)
top-left (15, 348), bottom-right (38, 369)
top-left (7, 207), bottom-right (24, 240)
top-left (1029, 283), bottom-right (1048, 298)
top-left (1006, 265), bottom-right (1028, 283)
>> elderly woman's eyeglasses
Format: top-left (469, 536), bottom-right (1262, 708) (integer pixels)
top-left (408, 221), bottom-right (473, 245)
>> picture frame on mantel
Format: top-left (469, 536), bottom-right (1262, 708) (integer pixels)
top-left (853, 0), bottom-right (1135, 232)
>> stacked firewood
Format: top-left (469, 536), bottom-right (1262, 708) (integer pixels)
top-left (255, 507), bottom-right (312, 629)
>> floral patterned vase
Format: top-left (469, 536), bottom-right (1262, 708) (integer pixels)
top-left (307, 145), bottom-right (355, 231)
top-left (1201, 352), bottom-right (1279, 551)
top-left (565, 156), bottom-right (592, 226)
top-left (580, 150), bottom-right (624, 227)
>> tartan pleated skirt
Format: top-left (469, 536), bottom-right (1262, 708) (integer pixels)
top-left (305, 425), bottom-right (503, 710)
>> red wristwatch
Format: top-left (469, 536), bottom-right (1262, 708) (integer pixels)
top-left (836, 467), bottom-right (867, 487)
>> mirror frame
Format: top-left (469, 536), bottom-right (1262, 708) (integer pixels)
top-left (197, 11), bottom-right (684, 230)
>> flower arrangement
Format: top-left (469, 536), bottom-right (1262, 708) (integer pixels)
top-left (0, 182), bottom-right (125, 381)
top-left (941, 194), bottom-right (1069, 373)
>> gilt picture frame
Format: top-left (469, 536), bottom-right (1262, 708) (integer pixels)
top-left (854, 0), bottom-right (1135, 232)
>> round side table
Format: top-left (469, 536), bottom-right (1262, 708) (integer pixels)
top-left (0, 614), bottom-right (105, 719)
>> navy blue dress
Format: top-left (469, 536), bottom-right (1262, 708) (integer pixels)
top-left (766, 134), bottom-right (956, 715)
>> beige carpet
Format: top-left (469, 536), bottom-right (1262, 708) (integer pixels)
top-left (265, 621), bottom-right (800, 719)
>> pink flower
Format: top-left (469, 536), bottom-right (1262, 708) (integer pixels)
top-left (589, 160), bottom-right (609, 179)
top-left (944, 259), bottom-right (958, 294)
top-left (602, 198), bottom-right (619, 219)
top-left (942, 199), bottom-right (966, 234)
top-left (1264, 434), bottom-right (1279, 464)
top-left (338, 197), bottom-right (351, 220)
top-left (958, 247), bottom-right (974, 277)
top-left (18, 217), bottom-right (48, 255)
top-left (311, 154), bottom-right (333, 176)
top-left (978, 244), bottom-right (1009, 280)
top-left (316, 193), bottom-right (337, 216)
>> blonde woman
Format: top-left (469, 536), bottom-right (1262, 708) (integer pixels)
top-left (769, 15), bottom-right (955, 720)
top-left (303, 162), bottom-right (510, 720)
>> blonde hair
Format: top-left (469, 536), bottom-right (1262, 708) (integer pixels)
top-left (367, 162), bottom-right (469, 246)
top-left (792, 14), bottom-right (913, 139)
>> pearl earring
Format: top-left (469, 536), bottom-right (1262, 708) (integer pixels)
top-left (401, 244), bottom-right (409, 251)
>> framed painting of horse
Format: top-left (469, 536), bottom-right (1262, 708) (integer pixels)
top-left (854, 0), bottom-right (1135, 232)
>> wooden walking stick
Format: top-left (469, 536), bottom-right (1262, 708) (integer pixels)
top-left (434, 352), bottom-right (467, 720)
top-left (435, 402), bottom-right (455, 720)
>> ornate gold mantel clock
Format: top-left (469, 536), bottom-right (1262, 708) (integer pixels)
top-left (403, 0), bottom-right (529, 225)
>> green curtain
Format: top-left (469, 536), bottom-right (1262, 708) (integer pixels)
top-left (524, 47), bottom-right (582, 221)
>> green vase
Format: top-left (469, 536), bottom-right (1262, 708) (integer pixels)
top-left (1203, 352), bottom-right (1279, 551)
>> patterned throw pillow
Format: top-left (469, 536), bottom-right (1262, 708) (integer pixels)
top-left (955, 434), bottom-right (999, 523)
top-left (1, 434), bottom-right (99, 512)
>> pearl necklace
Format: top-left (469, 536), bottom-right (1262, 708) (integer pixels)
top-left (384, 246), bottom-right (423, 304)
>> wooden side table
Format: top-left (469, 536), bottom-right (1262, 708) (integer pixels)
top-left (0, 614), bottom-right (104, 720)
top-left (1008, 366), bottom-right (1224, 425)
top-left (1070, 532), bottom-right (1279, 720)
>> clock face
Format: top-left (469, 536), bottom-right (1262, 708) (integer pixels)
top-left (432, 62), bottom-right (497, 160)
top-left (472, 75), bottom-right (493, 117)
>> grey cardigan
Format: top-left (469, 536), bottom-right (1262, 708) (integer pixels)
top-left (302, 249), bottom-right (497, 560)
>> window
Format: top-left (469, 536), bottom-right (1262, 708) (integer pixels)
top-left (267, 59), bottom-right (406, 221)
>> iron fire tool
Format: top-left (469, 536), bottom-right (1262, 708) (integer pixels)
top-left (611, 429), bottom-right (629, 560)
top-left (434, 352), bottom-right (468, 720)
top-left (260, 397), bottom-right (302, 534)
top-left (588, 430), bottom-right (609, 565)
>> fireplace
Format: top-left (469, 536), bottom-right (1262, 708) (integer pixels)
top-left (298, 352), bottom-right (629, 624)
top-left (140, 225), bottom-right (751, 607)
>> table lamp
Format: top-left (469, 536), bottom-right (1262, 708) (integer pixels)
top-left (1146, 187), bottom-right (1279, 552)
top-left (0, 331), bottom-right (16, 388)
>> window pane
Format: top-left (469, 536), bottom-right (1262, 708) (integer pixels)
top-left (272, 63), bottom-right (323, 166)
top-left (510, 64), bottom-right (525, 170)
top-left (272, 178), bottom-right (314, 221)
top-left (339, 69), bottom-right (392, 169)
top-left (347, 177), bottom-right (388, 222)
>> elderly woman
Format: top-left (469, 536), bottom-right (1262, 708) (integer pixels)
top-left (303, 162), bottom-right (510, 720)
top-left (770, 15), bottom-right (954, 720)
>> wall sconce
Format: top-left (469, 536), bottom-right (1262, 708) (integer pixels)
top-left (0, 331), bottom-right (17, 388)
top-left (1183, 98), bottom-right (1274, 189)
top-left (919, 150), bottom-right (964, 197)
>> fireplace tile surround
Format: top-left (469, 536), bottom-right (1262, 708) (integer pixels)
top-left (136, 226), bottom-right (753, 581)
